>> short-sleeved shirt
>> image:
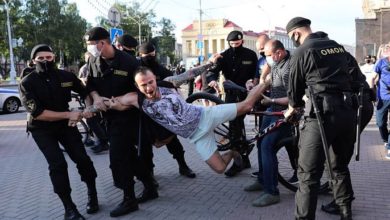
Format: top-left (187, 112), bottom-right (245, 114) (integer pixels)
top-left (141, 87), bottom-right (203, 138)
top-left (360, 63), bottom-right (375, 86)
top-left (270, 51), bottom-right (291, 112)
top-left (375, 57), bottom-right (390, 100)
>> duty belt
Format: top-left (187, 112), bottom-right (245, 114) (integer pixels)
top-left (305, 92), bottom-right (358, 117)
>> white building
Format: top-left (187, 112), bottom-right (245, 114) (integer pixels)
top-left (181, 19), bottom-right (260, 64)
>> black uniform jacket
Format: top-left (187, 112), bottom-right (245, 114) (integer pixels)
top-left (19, 69), bottom-right (87, 130)
top-left (288, 33), bottom-right (353, 108)
top-left (209, 46), bottom-right (258, 87)
top-left (86, 47), bottom-right (139, 119)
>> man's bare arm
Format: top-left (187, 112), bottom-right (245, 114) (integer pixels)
top-left (163, 54), bottom-right (222, 87)
top-left (108, 92), bottom-right (139, 111)
top-left (259, 64), bottom-right (271, 85)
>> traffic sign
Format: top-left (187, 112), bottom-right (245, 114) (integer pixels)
top-left (108, 6), bottom-right (121, 27)
top-left (197, 41), bottom-right (203, 49)
top-left (110, 28), bottom-right (123, 44)
top-left (197, 34), bottom-right (203, 40)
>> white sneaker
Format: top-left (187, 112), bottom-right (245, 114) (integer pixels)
top-left (386, 150), bottom-right (390, 160)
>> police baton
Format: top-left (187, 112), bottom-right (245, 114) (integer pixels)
top-left (138, 114), bottom-right (142, 157)
top-left (308, 86), bottom-right (335, 181)
top-left (355, 87), bottom-right (364, 161)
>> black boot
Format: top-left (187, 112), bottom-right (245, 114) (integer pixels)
top-left (86, 180), bottom-right (99, 214)
top-left (224, 153), bottom-right (244, 177)
top-left (339, 204), bottom-right (352, 220)
top-left (136, 180), bottom-right (159, 203)
top-left (86, 193), bottom-right (99, 214)
top-left (321, 200), bottom-right (340, 215)
top-left (169, 140), bottom-right (196, 178)
top-left (136, 187), bottom-right (159, 203)
top-left (92, 142), bottom-right (109, 154)
top-left (60, 194), bottom-right (85, 220)
top-left (64, 207), bottom-right (85, 220)
top-left (176, 154), bottom-right (196, 178)
top-left (178, 164), bottom-right (196, 178)
top-left (110, 189), bottom-right (139, 217)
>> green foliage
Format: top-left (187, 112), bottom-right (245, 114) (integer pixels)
top-left (155, 18), bottom-right (176, 64)
top-left (113, 2), bottom-right (177, 63)
top-left (114, 2), bottom-right (156, 44)
top-left (0, 0), bottom-right (87, 71)
top-left (0, 0), bottom-right (179, 78)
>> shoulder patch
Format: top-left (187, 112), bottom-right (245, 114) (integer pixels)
top-left (61, 82), bottom-right (73, 87)
top-left (26, 99), bottom-right (36, 112)
top-left (317, 46), bottom-right (345, 56)
top-left (242, 60), bottom-right (253, 65)
top-left (114, 70), bottom-right (128, 76)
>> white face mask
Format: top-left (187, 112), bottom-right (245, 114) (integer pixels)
top-left (266, 56), bottom-right (275, 66)
top-left (87, 44), bottom-right (101, 58)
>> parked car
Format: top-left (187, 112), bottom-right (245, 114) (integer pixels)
top-left (0, 88), bottom-right (21, 113)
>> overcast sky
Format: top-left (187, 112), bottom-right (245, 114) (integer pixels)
top-left (72, 0), bottom-right (364, 46)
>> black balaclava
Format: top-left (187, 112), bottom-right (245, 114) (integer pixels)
top-left (30, 44), bottom-right (55, 73)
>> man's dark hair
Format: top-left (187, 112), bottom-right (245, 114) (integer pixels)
top-left (271, 40), bottom-right (285, 52)
top-left (133, 66), bottom-right (154, 79)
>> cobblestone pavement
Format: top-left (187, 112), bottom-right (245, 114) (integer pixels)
top-left (1, 106), bottom-right (390, 220)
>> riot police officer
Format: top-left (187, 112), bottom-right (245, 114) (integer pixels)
top-left (19, 44), bottom-right (98, 220)
top-left (115, 34), bottom-right (138, 57)
top-left (321, 37), bottom-right (375, 215)
top-left (284, 17), bottom-right (357, 220)
top-left (137, 42), bottom-right (196, 179)
top-left (208, 30), bottom-right (258, 177)
top-left (84, 27), bottom-right (157, 217)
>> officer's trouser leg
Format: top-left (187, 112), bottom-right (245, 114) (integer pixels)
top-left (166, 136), bottom-right (188, 167)
top-left (139, 131), bottom-right (155, 174)
top-left (329, 129), bottom-right (355, 209)
top-left (225, 92), bottom-right (246, 142)
top-left (140, 144), bottom-right (154, 173)
top-left (295, 119), bottom-right (325, 220)
top-left (59, 127), bottom-right (97, 185)
top-left (108, 123), bottom-right (136, 190)
top-left (86, 115), bottom-right (108, 144)
top-left (32, 130), bottom-right (72, 196)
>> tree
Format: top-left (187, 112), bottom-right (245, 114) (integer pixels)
top-left (0, 0), bottom-right (88, 78)
top-left (115, 2), bottom-right (156, 44)
top-left (20, 0), bottom-right (88, 66)
top-left (0, 0), bottom-right (23, 78)
top-left (154, 18), bottom-right (176, 65)
top-left (111, 2), bottom-right (177, 64)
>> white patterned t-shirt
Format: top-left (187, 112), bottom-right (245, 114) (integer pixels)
top-left (142, 87), bottom-right (203, 138)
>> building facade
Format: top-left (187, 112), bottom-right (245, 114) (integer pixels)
top-left (181, 19), bottom-right (294, 67)
top-left (356, 0), bottom-right (390, 62)
top-left (181, 19), bottom-right (259, 65)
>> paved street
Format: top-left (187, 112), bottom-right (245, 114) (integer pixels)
top-left (1, 108), bottom-right (390, 220)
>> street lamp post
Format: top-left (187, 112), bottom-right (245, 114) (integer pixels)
top-left (3, 0), bottom-right (17, 83)
top-left (126, 15), bottom-right (142, 44)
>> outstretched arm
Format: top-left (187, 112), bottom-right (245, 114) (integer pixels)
top-left (164, 54), bottom-right (222, 87)
top-left (108, 92), bottom-right (139, 111)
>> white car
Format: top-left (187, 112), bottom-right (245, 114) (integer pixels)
top-left (0, 88), bottom-right (21, 113)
